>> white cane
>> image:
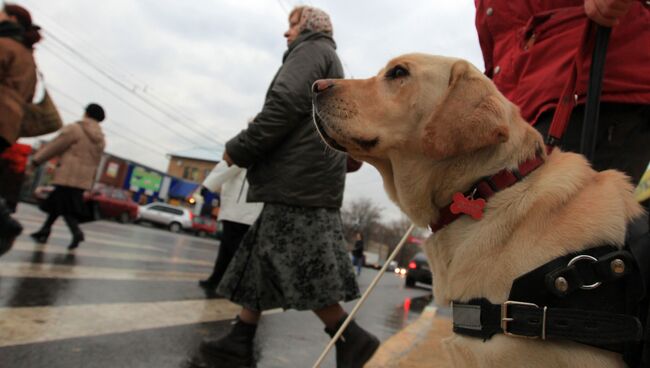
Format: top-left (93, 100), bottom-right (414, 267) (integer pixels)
top-left (312, 224), bottom-right (417, 368)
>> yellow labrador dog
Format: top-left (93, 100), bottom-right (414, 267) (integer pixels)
top-left (312, 54), bottom-right (644, 367)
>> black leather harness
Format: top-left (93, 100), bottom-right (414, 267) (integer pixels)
top-left (452, 214), bottom-right (650, 367)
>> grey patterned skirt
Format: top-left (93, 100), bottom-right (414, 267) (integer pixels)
top-left (217, 203), bottom-right (360, 311)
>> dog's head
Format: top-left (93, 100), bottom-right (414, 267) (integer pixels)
top-left (313, 54), bottom-right (542, 225)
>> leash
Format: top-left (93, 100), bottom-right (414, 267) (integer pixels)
top-left (580, 25), bottom-right (611, 161)
top-left (546, 20), bottom-right (611, 158)
top-left (312, 224), bottom-right (416, 368)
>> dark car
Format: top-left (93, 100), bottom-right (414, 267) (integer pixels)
top-left (405, 252), bottom-right (432, 287)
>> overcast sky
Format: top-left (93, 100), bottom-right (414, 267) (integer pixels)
top-left (17, 0), bottom-right (484, 221)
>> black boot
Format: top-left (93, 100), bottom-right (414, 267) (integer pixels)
top-left (0, 198), bottom-right (22, 257)
top-left (325, 318), bottom-right (380, 368)
top-left (64, 215), bottom-right (84, 250)
top-left (67, 231), bottom-right (84, 250)
top-left (198, 279), bottom-right (218, 290)
top-left (30, 228), bottom-right (51, 244)
top-left (199, 317), bottom-right (257, 367)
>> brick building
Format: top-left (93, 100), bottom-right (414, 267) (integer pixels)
top-left (167, 146), bottom-right (223, 184)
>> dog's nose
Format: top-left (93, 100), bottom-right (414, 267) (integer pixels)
top-left (312, 79), bottom-right (334, 94)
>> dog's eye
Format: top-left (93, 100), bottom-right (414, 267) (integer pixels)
top-left (386, 65), bottom-right (409, 79)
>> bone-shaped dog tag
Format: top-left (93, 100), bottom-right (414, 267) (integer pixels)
top-left (450, 192), bottom-right (485, 220)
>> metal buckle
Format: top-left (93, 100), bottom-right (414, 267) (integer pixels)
top-left (501, 301), bottom-right (544, 339)
top-left (567, 255), bottom-right (601, 290)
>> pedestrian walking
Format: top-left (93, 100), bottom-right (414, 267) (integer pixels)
top-left (474, 0), bottom-right (650, 183)
top-left (0, 2), bottom-right (40, 256)
top-left (352, 232), bottom-right (365, 276)
top-left (194, 6), bottom-right (379, 368)
top-left (30, 104), bottom-right (106, 250)
top-left (197, 160), bottom-right (262, 291)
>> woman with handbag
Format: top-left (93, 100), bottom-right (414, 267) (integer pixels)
top-left (30, 104), bottom-right (106, 250)
top-left (0, 3), bottom-right (40, 256)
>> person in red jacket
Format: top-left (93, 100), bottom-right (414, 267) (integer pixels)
top-left (475, 0), bottom-right (650, 183)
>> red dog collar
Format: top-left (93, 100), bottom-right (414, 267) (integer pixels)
top-left (430, 154), bottom-right (545, 232)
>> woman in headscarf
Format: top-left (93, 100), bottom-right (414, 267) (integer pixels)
top-left (194, 6), bottom-right (379, 368)
top-left (0, 3), bottom-right (40, 255)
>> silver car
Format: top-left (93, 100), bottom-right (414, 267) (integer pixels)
top-left (136, 202), bottom-right (193, 233)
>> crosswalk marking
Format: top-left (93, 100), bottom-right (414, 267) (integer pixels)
top-left (0, 262), bottom-right (209, 281)
top-left (0, 299), bottom-right (241, 347)
top-left (10, 241), bottom-right (214, 267)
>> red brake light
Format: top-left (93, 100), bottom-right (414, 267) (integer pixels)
top-left (189, 212), bottom-right (194, 221)
top-left (408, 261), bottom-right (417, 269)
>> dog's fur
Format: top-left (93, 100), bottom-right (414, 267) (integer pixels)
top-left (313, 54), bottom-right (644, 367)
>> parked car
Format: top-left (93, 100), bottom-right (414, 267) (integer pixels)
top-left (405, 252), bottom-right (432, 287)
top-left (86, 186), bottom-right (138, 223)
top-left (191, 216), bottom-right (217, 238)
top-left (33, 185), bottom-right (138, 223)
top-left (136, 202), bottom-right (194, 233)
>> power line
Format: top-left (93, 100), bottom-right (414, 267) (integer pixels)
top-left (27, 4), bottom-right (154, 92)
top-left (275, 0), bottom-right (289, 14)
top-left (42, 29), bottom-right (225, 146)
top-left (54, 102), bottom-right (170, 157)
top-left (39, 42), bottom-right (211, 148)
top-left (47, 85), bottom-right (181, 155)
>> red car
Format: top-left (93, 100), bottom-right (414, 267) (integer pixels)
top-left (34, 185), bottom-right (138, 223)
top-left (191, 216), bottom-right (218, 238)
top-left (86, 186), bottom-right (139, 223)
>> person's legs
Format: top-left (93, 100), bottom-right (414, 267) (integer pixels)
top-left (200, 221), bottom-right (250, 289)
top-left (63, 215), bottom-right (84, 250)
top-left (316, 303), bottom-right (380, 368)
top-left (199, 307), bottom-right (260, 366)
top-left (314, 303), bottom-right (347, 330)
top-left (0, 197), bottom-right (22, 257)
top-left (30, 213), bottom-right (58, 243)
top-left (0, 140), bottom-right (22, 257)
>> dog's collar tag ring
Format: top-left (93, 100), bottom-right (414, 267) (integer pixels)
top-left (450, 190), bottom-right (485, 220)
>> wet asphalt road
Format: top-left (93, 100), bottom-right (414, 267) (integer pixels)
top-left (0, 204), bottom-right (439, 368)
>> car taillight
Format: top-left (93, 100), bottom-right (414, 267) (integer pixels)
top-left (189, 212), bottom-right (194, 221)
top-left (408, 261), bottom-right (417, 270)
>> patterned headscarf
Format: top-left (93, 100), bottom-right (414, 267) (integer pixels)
top-left (295, 6), bottom-right (333, 35)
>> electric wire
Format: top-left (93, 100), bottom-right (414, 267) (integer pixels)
top-left (275, 0), bottom-right (289, 14)
top-left (54, 102), bottom-right (170, 158)
top-left (42, 29), bottom-right (225, 146)
top-left (39, 42), bottom-right (210, 148)
top-left (46, 83), bottom-right (178, 152)
top-left (28, 4), bottom-right (189, 109)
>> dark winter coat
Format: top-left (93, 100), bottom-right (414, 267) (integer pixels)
top-left (225, 30), bottom-right (346, 209)
top-left (352, 239), bottom-right (364, 258)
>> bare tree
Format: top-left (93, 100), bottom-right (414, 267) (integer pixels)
top-left (341, 197), bottom-right (383, 242)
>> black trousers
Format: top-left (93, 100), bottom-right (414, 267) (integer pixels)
top-left (206, 220), bottom-right (250, 286)
top-left (535, 103), bottom-right (650, 185)
top-left (41, 213), bottom-right (82, 237)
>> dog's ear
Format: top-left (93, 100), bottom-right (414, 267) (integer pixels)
top-left (422, 60), bottom-right (510, 160)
